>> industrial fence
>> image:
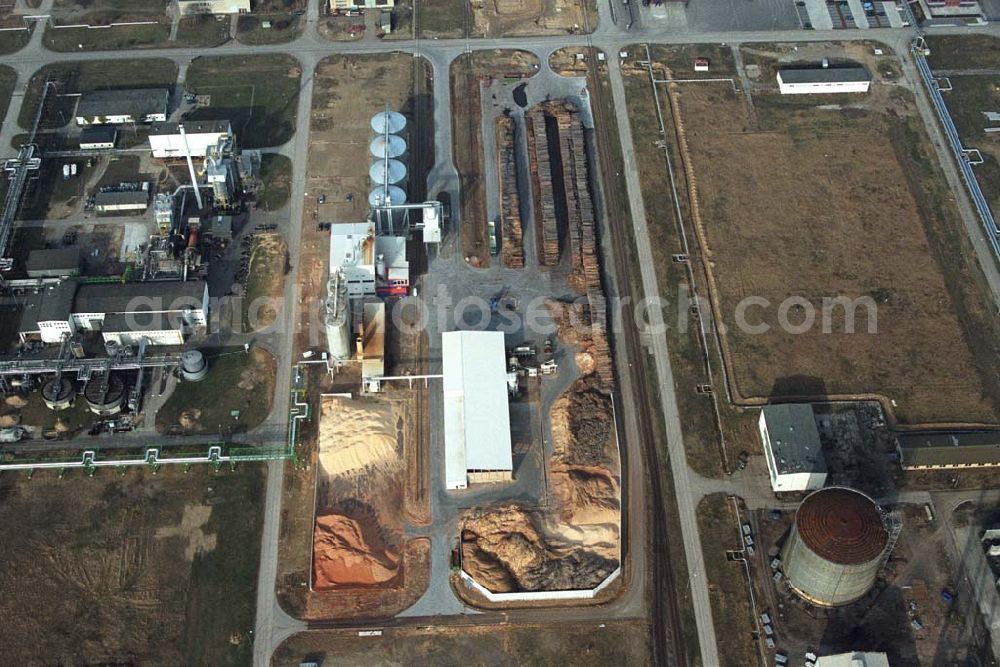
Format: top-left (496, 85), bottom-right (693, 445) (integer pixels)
top-left (458, 565), bottom-right (622, 602)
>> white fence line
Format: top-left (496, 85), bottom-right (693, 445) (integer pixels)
top-left (459, 565), bottom-right (622, 602)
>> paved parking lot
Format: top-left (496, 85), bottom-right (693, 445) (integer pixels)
top-left (686, 0), bottom-right (802, 31)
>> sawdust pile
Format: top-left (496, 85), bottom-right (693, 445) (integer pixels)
top-left (463, 377), bottom-right (621, 593)
top-left (462, 506), bottom-right (618, 593)
top-left (312, 513), bottom-right (401, 590)
top-left (318, 396), bottom-right (402, 477)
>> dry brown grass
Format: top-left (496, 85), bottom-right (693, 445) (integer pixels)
top-left (668, 78), bottom-right (1000, 426)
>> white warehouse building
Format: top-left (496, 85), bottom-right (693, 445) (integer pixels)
top-left (149, 120), bottom-right (233, 159)
top-left (759, 403), bottom-right (827, 493)
top-left (776, 66), bottom-right (871, 95)
top-left (442, 330), bottom-right (514, 490)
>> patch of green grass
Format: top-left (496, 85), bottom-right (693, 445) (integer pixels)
top-left (43, 22), bottom-right (171, 52)
top-left (697, 494), bottom-right (757, 667)
top-left (14, 391), bottom-right (101, 435)
top-left (0, 25), bottom-right (32, 55)
top-left (258, 154), bottom-right (292, 211)
top-left (19, 59), bottom-right (178, 130)
top-left (236, 14), bottom-right (303, 45)
top-left (182, 467), bottom-right (264, 666)
top-left (927, 34), bottom-right (1000, 71)
top-left (155, 348), bottom-right (276, 435)
top-left (176, 15), bottom-right (231, 47)
top-left (0, 65), bottom-right (17, 129)
top-left (939, 75), bottom-right (1000, 217)
top-left (184, 54), bottom-right (302, 148)
top-left (417, 0), bottom-right (466, 38)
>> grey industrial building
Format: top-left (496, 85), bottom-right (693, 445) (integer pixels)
top-left (759, 403), bottom-right (828, 493)
top-left (25, 248), bottom-right (81, 278)
top-left (18, 280), bottom-right (209, 346)
top-left (896, 431), bottom-right (1000, 469)
top-left (75, 89), bottom-right (170, 126)
top-left (78, 127), bottom-right (118, 150)
top-left (776, 66), bottom-right (871, 94)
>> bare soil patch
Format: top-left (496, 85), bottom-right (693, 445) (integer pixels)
top-left (659, 45), bottom-right (1000, 425)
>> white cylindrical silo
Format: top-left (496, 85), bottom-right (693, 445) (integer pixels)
top-left (369, 159), bottom-right (407, 185)
top-left (368, 185), bottom-right (407, 208)
top-left (325, 269), bottom-right (351, 361)
top-left (370, 110), bottom-right (407, 135)
top-left (369, 134), bottom-right (407, 159)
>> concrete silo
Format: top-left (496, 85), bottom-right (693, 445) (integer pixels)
top-left (368, 184), bottom-right (407, 208)
top-left (369, 159), bottom-right (407, 186)
top-left (782, 487), bottom-right (890, 607)
top-left (325, 269), bottom-right (351, 362)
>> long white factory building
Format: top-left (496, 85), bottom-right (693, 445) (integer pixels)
top-left (442, 330), bottom-right (513, 490)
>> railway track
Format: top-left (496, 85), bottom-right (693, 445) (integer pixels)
top-left (582, 42), bottom-right (688, 667)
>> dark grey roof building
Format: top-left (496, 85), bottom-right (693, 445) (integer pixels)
top-left (897, 431), bottom-right (1000, 469)
top-left (25, 247), bottom-right (81, 278)
top-left (75, 89), bottom-right (169, 125)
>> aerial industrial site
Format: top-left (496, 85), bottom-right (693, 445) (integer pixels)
top-left (1, 0), bottom-right (1000, 666)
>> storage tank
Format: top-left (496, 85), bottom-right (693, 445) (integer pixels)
top-left (369, 134), bottom-right (407, 159)
top-left (84, 372), bottom-right (126, 416)
top-left (180, 349), bottom-right (208, 382)
top-left (41, 376), bottom-right (74, 411)
top-left (370, 110), bottom-right (407, 135)
top-left (325, 269), bottom-right (351, 361)
top-left (782, 487), bottom-right (890, 607)
top-left (368, 185), bottom-right (407, 208)
top-left (369, 159), bottom-right (407, 185)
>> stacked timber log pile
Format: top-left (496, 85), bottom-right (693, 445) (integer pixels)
top-left (495, 116), bottom-right (524, 268)
top-left (559, 103), bottom-right (613, 387)
top-left (526, 108), bottom-right (561, 266)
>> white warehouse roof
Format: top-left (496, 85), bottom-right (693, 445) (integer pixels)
top-left (442, 330), bottom-right (513, 490)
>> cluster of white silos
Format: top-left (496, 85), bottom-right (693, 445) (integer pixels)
top-left (369, 108), bottom-right (408, 210)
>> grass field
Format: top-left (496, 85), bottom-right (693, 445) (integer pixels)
top-left (938, 74), bottom-right (1000, 223)
top-left (19, 59), bottom-right (178, 130)
top-left (243, 233), bottom-right (289, 331)
top-left (0, 465), bottom-right (263, 665)
top-left (638, 43), bottom-right (1000, 427)
top-left (184, 54), bottom-right (302, 148)
top-left (927, 34), bottom-right (1000, 70)
top-left (236, 14), bottom-right (303, 44)
top-left (258, 154), bottom-right (292, 211)
top-left (417, 0), bottom-right (468, 38)
top-left (155, 347), bottom-right (276, 435)
top-left (697, 494), bottom-right (757, 667)
top-left (0, 65), bottom-right (16, 130)
top-left (0, 25), bottom-right (31, 55)
top-left (44, 22), bottom-right (171, 52)
top-left (274, 621), bottom-right (652, 666)
top-left (176, 15), bottom-right (231, 47)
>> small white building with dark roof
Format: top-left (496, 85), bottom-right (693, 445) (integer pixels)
top-left (759, 403), bottom-right (827, 493)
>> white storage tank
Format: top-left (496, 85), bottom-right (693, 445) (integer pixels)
top-left (369, 134), bottom-right (407, 159)
top-left (782, 487), bottom-right (891, 607)
top-left (325, 269), bottom-right (351, 361)
top-left (180, 349), bottom-right (208, 382)
top-left (369, 159), bottom-right (407, 185)
top-left (370, 110), bottom-right (407, 135)
top-left (368, 185), bottom-right (407, 208)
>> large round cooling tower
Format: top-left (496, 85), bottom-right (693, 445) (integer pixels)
top-left (782, 487), bottom-right (889, 607)
top-left (84, 372), bottom-right (126, 416)
top-left (369, 159), bottom-right (407, 185)
top-left (41, 376), bottom-right (74, 411)
top-left (370, 110), bottom-right (407, 134)
top-left (369, 134), bottom-right (407, 159)
top-left (368, 185), bottom-right (407, 208)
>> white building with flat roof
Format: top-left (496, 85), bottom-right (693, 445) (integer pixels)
top-left (149, 120), bottom-right (233, 159)
top-left (759, 403), bottom-right (827, 493)
top-left (442, 330), bottom-right (513, 490)
top-left (777, 66), bottom-right (871, 95)
top-left (328, 222), bottom-right (409, 298)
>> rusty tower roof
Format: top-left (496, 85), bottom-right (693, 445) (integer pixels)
top-left (795, 487), bottom-right (888, 565)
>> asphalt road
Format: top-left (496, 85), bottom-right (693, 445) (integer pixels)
top-left (7, 1), bottom-right (1000, 664)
